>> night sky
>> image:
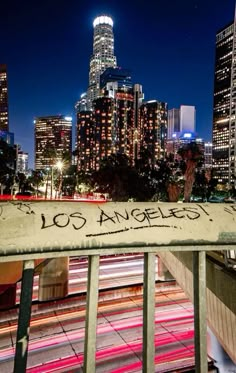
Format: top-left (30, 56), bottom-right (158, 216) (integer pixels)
top-left (1, 0), bottom-right (235, 168)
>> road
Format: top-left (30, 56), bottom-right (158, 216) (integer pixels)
top-left (0, 255), bottom-right (216, 372)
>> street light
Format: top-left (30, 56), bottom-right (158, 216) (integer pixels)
top-left (55, 160), bottom-right (63, 171)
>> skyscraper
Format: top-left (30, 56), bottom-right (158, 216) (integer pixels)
top-left (0, 64), bottom-right (9, 131)
top-left (100, 67), bottom-right (132, 90)
top-left (87, 15), bottom-right (117, 110)
top-left (93, 96), bottom-right (116, 170)
top-left (179, 105), bottom-right (196, 133)
top-left (35, 115), bottom-right (72, 170)
top-left (168, 105), bottom-right (196, 139)
top-left (204, 142), bottom-right (213, 169)
top-left (167, 108), bottom-right (180, 139)
top-left (140, 100), bottom-right (168, 166)
top-left (133, 84), bottom-right (144, 163)
top-left (212, 20), bottom-right (234, 183)
top-left (76, 111), bottom-right (95, 171)
top-left (17, 147), bottom-right (29, 174)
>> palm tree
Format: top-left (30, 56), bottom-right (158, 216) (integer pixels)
top-left (28, 171), bottom-right (44, 196)
top-left (178, 142), bottom-right (203, 202)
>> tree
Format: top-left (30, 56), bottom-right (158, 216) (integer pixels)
top-left (91, 153), bottom-right (154, 201)
top-left (0, 139), bottom-right (16, 194)
top-left (61, 165), bottom-right (78, 196)
top-left (28, 171), bottom-right (44, 196)
top-left (178, 142), bottom-right (203, 202)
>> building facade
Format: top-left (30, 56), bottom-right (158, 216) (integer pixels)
top-left (180, 105), bottom-right (196, 133)
top-left (168, 108), bottom-right (180, 139)
top-left (139, 100), bottom-right (168, 166)
top-left (204, 142), bottom-right (213, 169)
top-left (212, 21), bottom-right (234, 183)
top-left (100, 67), bottom-right (132, 90)
top-left (132, 84), bottom-right (144, 163)
top-left (17, 148), bottom-right (29, 174)
top-left (35, 115), bottom-right (72, 170)
top-left (76, 111), bottom-right (95, 172)
top-left (93, 96), bottom-right (116, 170)
top-left (0, 64), bottom-right (9, 131)
top-left (168, 105), bottom-right (196, 140)
top-left (0, 130), bottom-right (14, 146)
top-left (87, 15), bottom-right (117, 110)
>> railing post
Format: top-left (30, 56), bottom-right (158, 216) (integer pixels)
top-left (13, 259), bottom-right (35, 373)
top-left (143, 252), bottom-right (156, 373)
top-left (193, 251), bottom-right (207, 373)
top-left (84, 255), bottom-right (100, 373)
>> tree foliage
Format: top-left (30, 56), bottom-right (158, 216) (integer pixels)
top-left (177, 142), bottom-right (203, 202)
top-left (0, 139), bottom-right (16, 194)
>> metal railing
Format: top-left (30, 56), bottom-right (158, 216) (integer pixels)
top-left (1, 200), bottom-right (236, 372)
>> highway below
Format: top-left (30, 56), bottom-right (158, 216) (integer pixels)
top-left (0, 254), bottom-right (217, 372)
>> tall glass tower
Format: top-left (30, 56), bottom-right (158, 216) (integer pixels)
top-left (87, 15), bottom-right (117, 110)
top-left (35, 115), bottom-right (72, 170)
top-left (212, 5), bottom-right (236, 185)
top-left (0, 64), bottom-right (9, 131)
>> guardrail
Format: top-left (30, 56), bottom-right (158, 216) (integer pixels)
top-left (1, 200), bottom-right (236, 372)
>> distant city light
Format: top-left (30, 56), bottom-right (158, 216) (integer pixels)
top-left (183, 133), bottom-right (192, 138)
top-left (93, 16), bottom-right (113, 28)
top-left (64, 116), bottom-right (72, 121)
top-left (172, 133), bottom-right (177, 138)
top-left (55, 160), bottom-right (64, 171)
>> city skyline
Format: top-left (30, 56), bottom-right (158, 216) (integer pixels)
top-left (1, 0), bottom-right (235, 168)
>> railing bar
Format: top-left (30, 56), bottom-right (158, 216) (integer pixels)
top-left (143, 252), bottom-right (156, 373)
top-left (13, 259), bottom-right (35, 373)
top-left (0, 245), bottom-right (235, 263)
top-left (83, 255), bottom-right (100, 373)
top-left (193, 251), bottom-right (207, 373)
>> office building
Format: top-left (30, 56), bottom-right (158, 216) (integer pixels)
top-left (76, 111), bottom-right (95, 171)
top-left (180, 105), bottom-right (196, 133)
top-left (204, 142), bottom-right (213, 169)
top-left (168, 105), bottom-right (196, 139)
top-left (0, 64), bottom-right (9, 131)
top-left (212, 19), bottom-right (236, 183)
top-left (35, 115), bottom-right (72, 170)
top-left (168, 108), bottom-right (180, 139)
top-left (87, 15), bottom-right (117, 110)
top-left (133, 84), bottom-right (144, 163)
top-left (139, 100), bottom-right (168, 166)
top-left (115, 86), bottom-right (134, 158)
top-left (0, 130), bottom-right (14, 146)
top-left (93, 96), bottom-right (116, 170)
top-left (100, 67), bottom-right (132, 90)
top-left (75, 93), bottom-right (88, 113)
top-left (17, 147), bottom-right (29, 174)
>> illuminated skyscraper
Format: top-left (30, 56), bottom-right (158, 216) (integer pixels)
top-left (35, 115), bottom-right (72, 170)
top-left (212, 19), bottom-right (235, 183)
top-left (93, 96), bottom-right (116, 170)
top-left (76, 111), bottom-right (95, 171)
top-left (167, 108), bottom-right (180, 140)
top-left (87, 15), bottom-right (117, 110)
top-left (133, 84), bottom-right (144, 163)
top-left (17, 147), bottom-right (29, 174)
top-left (0, 64), bottom-right (9, 131)
top-left (167, 105), bottom-right (196, 139)
top-left (204, 142), bottom-right (213, 169)
top-left (140, 100), bottom-right (168, 166)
